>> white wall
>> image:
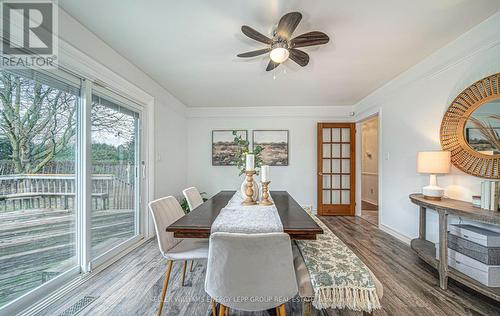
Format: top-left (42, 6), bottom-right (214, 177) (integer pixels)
top-left (186, 106), bottom-right (353, 209)
top-left (361, 116), bottom-right (378, 206)
top-left (57, 10), bottom-right (188, 202)
top-left (355, 12), bottom-right (500, 243)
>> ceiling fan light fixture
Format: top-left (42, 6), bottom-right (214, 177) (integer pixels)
top-left (270, 47), bottom-right (289, 63)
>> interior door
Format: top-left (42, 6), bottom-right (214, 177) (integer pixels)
top-left (317, 123), bottom-right (356, 216)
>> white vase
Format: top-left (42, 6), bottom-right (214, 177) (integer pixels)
top-left (240, 179), bottom-right (260, 201)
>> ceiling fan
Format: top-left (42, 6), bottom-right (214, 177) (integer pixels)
top-left (237, 12), bottom-right (329, 71)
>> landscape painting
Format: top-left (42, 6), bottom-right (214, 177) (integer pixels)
top-left (212, 130), bottom-right (247, 166)
top-left (253, 130), bottom-right (289, 166)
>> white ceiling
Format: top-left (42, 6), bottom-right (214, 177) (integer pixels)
top-left (59, 0), bottom-right (500, 107)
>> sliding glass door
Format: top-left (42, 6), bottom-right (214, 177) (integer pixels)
top-left (0, 70), bottom-right (80, 307)
top-left (90, 93), bottom-right (140, 258)
top-left (0, 69), bottom-right (145, 313)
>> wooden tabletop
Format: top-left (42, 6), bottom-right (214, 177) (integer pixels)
top-left (167, 191), bottom-right (323, 240)
top-left (409, 193), bottom-right (500, 226)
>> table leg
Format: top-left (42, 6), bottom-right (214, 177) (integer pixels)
top-left (419, 206), bottom-right (426, 239)
top-left (438, 212), bottom-right (448, 290)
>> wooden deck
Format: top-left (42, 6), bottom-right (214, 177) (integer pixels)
top-left (0, 207), bottom-right (135, 307)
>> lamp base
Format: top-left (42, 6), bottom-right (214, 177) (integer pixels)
top-left (422, 185), bottom-right (445, 201)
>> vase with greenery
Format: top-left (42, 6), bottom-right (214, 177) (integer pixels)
top-left (232, 130), bottom-right (264, 200)
top-left (232, 130), bottom-right (263, 175)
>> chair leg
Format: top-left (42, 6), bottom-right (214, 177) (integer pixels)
top-left (181, 260), bottom-right (187, 286)
top-left (211, 298), bottom-right (217, 316)
top-left (190, 260), bottom-right (194, 272)
top-left (218, 304), bottom-right (227, 316)
top-left (157, 260), bottom-right (173, 316)
top-left (278, 304), bottom-right (286, 316)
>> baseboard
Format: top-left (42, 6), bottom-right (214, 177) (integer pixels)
top-left (379, 224), bottom-right (411, 245)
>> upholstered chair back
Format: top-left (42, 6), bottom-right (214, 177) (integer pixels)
top-left (183, 187), bottom-right (204, 211)
top-left (149, 196), bottom-right (185, 257)
top-left (205, 232), bottom-right (298, 311)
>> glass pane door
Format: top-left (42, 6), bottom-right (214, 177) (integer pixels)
top-left (90, 94), bottom-right (139, 258)
top-left (0, 70), bottom-right (79, 307)
top-left (317, 123), bottom-right (355, 216)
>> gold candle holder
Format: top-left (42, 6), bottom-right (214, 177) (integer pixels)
top-left (242, 170), bottom-right (257, 206)
top-left (259, 181), bottom-right (273, 206)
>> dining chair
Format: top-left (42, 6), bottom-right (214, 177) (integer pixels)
top-left (205, 232), bottom-right (298, 316)
top-left (149, 196), bottom-right (209, 316)
top-left (182, 186), bottom-right (204, 211)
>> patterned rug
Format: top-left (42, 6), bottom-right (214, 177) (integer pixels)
top-left (296, 209), bottom-right (381, 312)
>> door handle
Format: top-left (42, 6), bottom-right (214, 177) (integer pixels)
top-left (318, 172), bottom-right (323, 176)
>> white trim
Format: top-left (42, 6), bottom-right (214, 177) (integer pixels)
top-left (78, 79), bottom-right (92, 273)
top-left (379, 224), bottom-right (412, 245)
top-left (187, 105), bottom-right (355, 119)
top-left (355, 109), bottom-right (382, 222)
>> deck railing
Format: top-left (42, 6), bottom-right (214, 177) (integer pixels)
top-left (0, 173), bottom-right (134, 212)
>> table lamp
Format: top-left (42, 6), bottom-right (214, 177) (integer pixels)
top-left (417, 151), bottom-right (451, 200)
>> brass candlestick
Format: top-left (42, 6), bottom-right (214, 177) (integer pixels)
top-left (259, 181), bottom-right (273, 206)
top-left (242, 170), bottom-right (257, 206)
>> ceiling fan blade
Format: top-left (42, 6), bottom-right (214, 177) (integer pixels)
top-left (237, 48), bottom-right (271, 58)
top-left (289, 49), bottom-right (309, 67)
top-left (276, 12), bottom-right (302, 39)
top-left (241, 25), bottom-right (272, 44)
top-left (266, 60), bottom-right (280, 71)
top-left (291, 31), bottom-right (329, 48)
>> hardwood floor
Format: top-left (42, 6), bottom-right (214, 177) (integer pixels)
top-left (36, 216), bottom-right (500, 316)
top-left (359, 210), bottom-right (378, 226)
top-left (361, 201), bottom-right (378, 211)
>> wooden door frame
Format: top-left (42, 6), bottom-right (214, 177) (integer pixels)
top-left (317, 123), bottom-right (356, 216)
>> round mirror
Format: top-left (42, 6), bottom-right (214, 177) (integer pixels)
top-left (464, 99), bottom-right (500, 156)
top-left (441, 73), bottom-right (500, 179)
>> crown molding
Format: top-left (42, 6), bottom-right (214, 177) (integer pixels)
top-left (186, 105), bottom-right (355, 119)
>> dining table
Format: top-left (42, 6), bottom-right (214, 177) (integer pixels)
top-left (166, 190), bottom-right (323, 240)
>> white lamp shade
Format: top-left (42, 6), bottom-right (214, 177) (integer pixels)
top-left (417, 151), bottom-right (451, 174)
top-left (270, 47), bottom-right (289, 63)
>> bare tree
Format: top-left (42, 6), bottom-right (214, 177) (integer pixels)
top-left (0, 71), bottom-right (135, 174)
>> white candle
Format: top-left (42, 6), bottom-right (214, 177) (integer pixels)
top-left (245, 154), bottom-right (255, 171)
top-left (261, 165), bottom-right (270, 182)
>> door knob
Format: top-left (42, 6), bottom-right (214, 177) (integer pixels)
top-left (318, 172), bottom-right (323, 176)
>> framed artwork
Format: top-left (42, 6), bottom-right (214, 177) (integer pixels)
top-left (212, 130), bottom-right (247, 166)
top-left (252, 130), bottom-right (289, 166)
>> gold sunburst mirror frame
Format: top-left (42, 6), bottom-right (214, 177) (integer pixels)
top-left (440, 73), bottom-right (500, 179)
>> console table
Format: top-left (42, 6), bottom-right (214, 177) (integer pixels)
top-left (409, 193), bottom-right (500, 302)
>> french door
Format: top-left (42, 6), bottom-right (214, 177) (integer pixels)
top-left (317, 123), bottom-right (356, 216)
